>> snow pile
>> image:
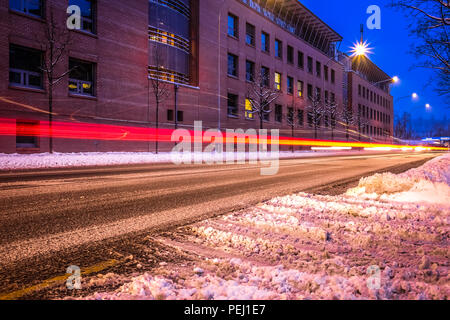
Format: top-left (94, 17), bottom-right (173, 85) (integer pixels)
top-left (0, 150), bottom-right (367, 171)
top-left (71, 154), bottom-right (449, 301)
top-left (347, 153), bottom-right (450, 204)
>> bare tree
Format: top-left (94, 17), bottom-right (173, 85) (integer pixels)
top-left (394, 112), bottom-right (413, 139)
top-left (390, 0), bottom-right (450, 102)
top-left (306, 91), bottom-right (326, 139)
top-left (246, 66), bottom-right (280, 129)
top-left (149, 45), bottom-right (170, 154)
top-left (325, 100), bottom-right (338, 140)
top-left (354, 108), bottom-right (371, 141)
top-left (286, 98), bottom-right (296, 152)
top-left (38, 8), bottom-right (72, 153)
top-left (340, 105), bottom-right (354, 141)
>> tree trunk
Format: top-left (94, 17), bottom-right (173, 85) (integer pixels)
top-left (155, 99), bottom-right (159, 154)
top-left (48, 82), bottom-right (53, 154)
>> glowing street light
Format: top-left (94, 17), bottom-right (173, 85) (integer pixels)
top-left (412, 93), bottom-right (418, 100)
top-left (392, 76), bottom-right (399, 83)
top-left (426, 103), bottom-right (431, 109)
top-left (350, 40), bottom-right (372, 58)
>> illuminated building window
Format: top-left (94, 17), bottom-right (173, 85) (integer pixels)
top-left (69, 0), bottom-right (96, 34)
top-left (245, 98), bottom-right (254, 120)
top-left (9, 44), bottom-right (43, 89)
top-left (148, 27), bottom-right (190, 54)
top-left (297, 80), bottom-right (304, 98)
top-left (69, 58), bottom-right (95, 96)
top-left (16, 120), bottom-right (39, 149)
top-left (148, 66), bottom-right (189, 84)
top-left (274, 72), bottom-right (281, 91)
top-left (9, 0), bottom-right (43, 18)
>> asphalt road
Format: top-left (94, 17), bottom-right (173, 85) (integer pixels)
top-left (0, 152), bottom-right (441, 297)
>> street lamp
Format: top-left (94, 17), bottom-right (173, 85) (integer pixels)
top-left (395, 93), bottom-right (419, 103)
top-left (373, 76), bottom-right (399, 86)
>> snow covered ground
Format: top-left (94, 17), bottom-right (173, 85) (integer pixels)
top-left (1, 150), bottom-right (379, 171)
top-left (69, 153), bottom-right (449, 300)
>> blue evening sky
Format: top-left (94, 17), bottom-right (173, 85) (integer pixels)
top-left (300, 0), bottom-right (448, 127)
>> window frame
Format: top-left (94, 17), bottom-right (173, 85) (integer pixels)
top-left (68, 57), bottom-right (96, 97)
top-left (9, 44), bottom-right (44, 90)
top-left (227, 13), bottom-right (239, 38)
top-left (9, 0), bottom-right (44, 19)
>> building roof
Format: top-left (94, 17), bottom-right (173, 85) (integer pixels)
top-left (352, 55), bottom-right (392, 84)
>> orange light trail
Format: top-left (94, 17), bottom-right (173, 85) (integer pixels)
top-left (0, 118), bottom-right (447, 151)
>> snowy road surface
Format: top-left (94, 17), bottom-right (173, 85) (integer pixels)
top-left (0, 152), bottom-right (446, 299)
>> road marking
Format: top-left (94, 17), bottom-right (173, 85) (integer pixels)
top-left (0, 259), bottom-right (120, 300)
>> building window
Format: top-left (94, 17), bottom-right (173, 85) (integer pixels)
top-left (274, 72), bottom-right (281, 91)
top-left (167, 109), bottom-right (174, 121)
top-left (298, 109), bottom-right (304, 126)
top-left (16, 120), bottom-right (39, 149)
top-left (316, 61), bottom-right (321, 78)
top-left (245, 98), bottom-right (254, 120)
top-left (287, 45), bottom-right (294, 64)
top-left (331, 92), bottom-right (335, 104)
top-left (261, 31), bottom-right (269, 53)
top-left (228, 13), bottom-right (238, 38)
top-left (307, 84), bottom-right (313, 100)
top-left (69, 58), bottom-right (95, 96)
top-left (287, 76), bottom-right (293, 95)
top-left (275, 105), bottom-right (282, 123)
top-left (287, 107), bottom-right (294, 123)
top-left (9, 44), bottom-right (43, 89)
top-left (315, 87), bottom-right (321, 101)
top-left (307, 56), bottom-right (313, 74)
top-left (9, 0), bottom-right (43, 18)
top-left (297, 80), bottom-right (304, 98)
top-left (331, 69), bottom-right (335, 83)
top-left (227, 53), bottom-right (238, 77)
top-left (307, 112), bottom-right (313, 127)
top-left (245, 23), bottom-right (255, 46)
top-left (358, 84), bottom-right (362, 96)
top-left (275, 39), bottom-right (282, 59)
top-left (324, 66), bottom-right (329, 81)
top-left (324, 90), bottom-right (329, 104)
top-left (261, 66), bottom-right (269, 87)
top-left (177, 110), bottom-right (184, 122)
top-left (298, 51), bottom-right (304, 69)
top-left (69, 0), bottom-right (96, 34)
top-left (227, 93), bottom-right (239, 117)
top-left (246, 60), bottom-right (254, 82)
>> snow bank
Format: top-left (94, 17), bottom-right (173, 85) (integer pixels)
top-left (0, 150), bottom-right (369, 171)
top-left (347, 153), bottom-right (450, 205)
top-left (68, 154), bottom-right (449, 301)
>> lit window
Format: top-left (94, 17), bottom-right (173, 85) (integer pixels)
top-left (69, 58), bottom-right (95, 96)
top-left (245, 98), bottom-right (253, 119)
top-left (274, 72), bottom-right (281, 91)
top-left (9, 44), bottom-right (43, 89)
top-left (297, 80), bottom-right (304, 97)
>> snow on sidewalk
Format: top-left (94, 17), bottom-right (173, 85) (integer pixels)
top-left (1, 150), bottom-right (368, 171)
top-left (69, 154), bottom-right (449, 300)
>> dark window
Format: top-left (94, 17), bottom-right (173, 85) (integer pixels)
top-left (315, 87), bottom-right (321, 101)
top-left (227, 93), bottom-right (238, 117)
top-left (261, 66), bottom-right (269, 87)
top-left (298, 109), bottom-right (304, 126)
top-left (167, 109), bottom-right (174, 121)
top-left (297, 51), bottom-right (304, 69)
top-left (307, 84), bottom-right (313, 100)
top-left (331, 69), bottom-right (335, 83)
top-left (307, 56), bottom-right (313, 74)
top-left (9, 44), bottom-right (43, 89)
top-left (245, 23), bottom-right (255, 46)
top-left (16, 120), bottom-right (39, 149)
top-left (307, 111), bottom-right (313, 127)
top-left (263, 109), bottom-right (270, 121)
top-left (324, 90), bottom-right (329, 103)
top-left (330, 92), bottom-right (335, 103)
top-left (227, 53), bottom-right (238, 77)
top-left (228, 13), bottom-right (238, 38)
top-left (275, 39), bottom-right (282, 59)
top-left (261, 32), bottom-right (269, 52)
top-left (316, 61), bottom-right (321, 78)
top-left (275, 105), bottom-right (282, 123)
top-left (69, 58), bottom-right (95, 96)
top-left (246, 60), bottom-right (254, 82)
top-left (358, 85), bottom-right (362, 96)
top-left (287, 76), bottom-right (293, 94)
top-left (9, 0), bottom-right (43, 18)
top-left (287, 45), bottom-right (294, 64)
top-left (177, 110), bottom-right (184, 122)
top-left (287, 107), bottom-right (294, 124)
top-left (324, 66), bottom-right (329, 81)
top-left (69, 0), bottom-right (96, 34)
